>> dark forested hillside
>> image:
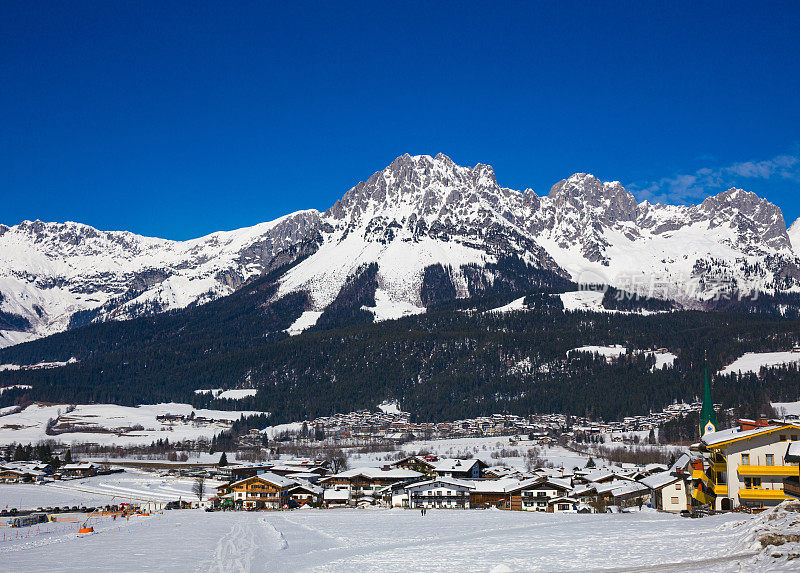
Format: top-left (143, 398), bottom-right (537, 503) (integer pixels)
top-left (2, 276), bottom-right (800, 425)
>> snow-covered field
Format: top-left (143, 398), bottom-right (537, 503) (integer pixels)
top-left (1, 505), bottom-right (791, 572)
top-left (720, 351), bottom-right (800, 376)
top-left (559, 290), bottom-right (607, 312)
top-left (773, 400), bottom-right (800, 417)
top-left (347, 436), bottom-right (589, 470)
top-left (0, 402), bottom-right (262, 446)
top-left (0, 470), bottom-right (217, 510)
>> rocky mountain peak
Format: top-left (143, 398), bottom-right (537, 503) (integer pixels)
top-left (547, 174), bottom-right (638, 222)
top-left (2, 154), bottom-right (799, 349)
top-left (700, 188), bottom-right (790, 251)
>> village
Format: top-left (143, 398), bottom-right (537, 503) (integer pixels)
top-left (0, 370), bottom-right (800, 570)
top-left (4, 395), bottom-right (800, 518)
top-left (2, 373), bottom-right (800, 571)
top-left (266, 399), bottom-right (708, 446)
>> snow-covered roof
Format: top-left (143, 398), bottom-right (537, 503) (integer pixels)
top-left (548, 496), bottom-right (579, 504)
top-left (670, 452), bottom-right (693, 472)
top-left (0, 466), bottom-right (45, 476)
top-left (430, 458), bottom-right (481, 472)
top-left (228, 471), bottom-right (295, 489)
top-left (594, 480), bottom-right (650, 497)
top-left (702, 423), bottom-right (800, 446)
top-left (62, 462), bottom-right (96, 470)
top-left (470, 478), bottom-right (524, 493)
top-left (404, 477), bottom-right (475, 491)
top-left (331, 467), bottom-right (424, 480)
top-left (323, 489), bottom-right (350, 501)
top-left (582, 469), bottom-right (617, 482)
top-left (785, 441), bottom-right (800, 462)
top-left (644, 463), bottom-right (669, 473)
top-left (286, 472), bottom-right (322, 479)
top-left (2, 461), bottom-right (50, 471)
top-left (640, 471), bottom-right (681, 490)
top-left (288, 480), bottom-right (323, 495)
top-left (571, 484), bottom-right (597, 496)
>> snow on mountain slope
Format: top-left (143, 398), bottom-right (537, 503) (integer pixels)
top-left (2, 153), bottom-right (799, 348)
top-left (0, 211), bottom-right (321, 345)
top-left (523, 176), bottom-right (798, 303)
top-left (279, 156), bottom-right (800, 320)
top-left (789, 218), bottom-right (800, 255)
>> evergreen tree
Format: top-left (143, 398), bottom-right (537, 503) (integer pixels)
top-left (64, 449), bottom-right (73, 464)
top-left (585, 457), bottom-right (596, 469)
top-left (218, 452), bottom-right (228, 467)
top-left (13, 444), bottom-right (26, 461)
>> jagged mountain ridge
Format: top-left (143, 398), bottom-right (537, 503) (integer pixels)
top-left (2, 153), bottom-right (799, 347)
top-left (0, 211), bottom-right (321, 346)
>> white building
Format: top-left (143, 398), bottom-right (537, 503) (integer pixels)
top-left (405, 477), bottom-right (474, 509)
top-left (640, 471), bottom-right (689, 513)
top-left (516, 478), bottom-right (572, 512)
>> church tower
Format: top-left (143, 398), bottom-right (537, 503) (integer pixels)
top-left (699, 353), bottom-right (718, 438)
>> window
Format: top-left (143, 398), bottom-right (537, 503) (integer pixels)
top-left (780, 435), bottom-right (787, 442)
top-left (741, 454), bottom-right (750, 465)
top-left (537, 491), bottom-right (547, 497)
top-left (671, 497), bottom-right (679, 504)
top-left (766, 454), bottom-right (774, 466)
top-left (675, 483), bottom-right (681, 490)
top-left (745, 477), bottom-right (762, 489)
top-left (792, 435), bottom-right (799, 441)
top-left (558, 504), bottom-right (570, 511)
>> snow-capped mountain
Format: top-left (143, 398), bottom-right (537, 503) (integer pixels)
top-left (0, 211), bottom-right (320, 346)
top-left (2, 153), bottom-right (798, 347)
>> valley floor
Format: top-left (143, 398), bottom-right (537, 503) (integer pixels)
top-left (0, 506), bottom-right (792, 572)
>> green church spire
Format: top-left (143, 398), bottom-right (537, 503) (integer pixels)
top-left (699, 351), bottom-right (718, 438)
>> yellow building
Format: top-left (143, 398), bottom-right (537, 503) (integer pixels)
top-left (700, 419), bottom-right (800, 511)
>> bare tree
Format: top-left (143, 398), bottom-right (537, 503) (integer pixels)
top-left (193, 475), bottom-right (206, 502)
top-left (323, 448), bottom-right (349, 473)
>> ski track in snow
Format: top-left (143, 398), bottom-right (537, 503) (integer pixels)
top-left (0, 508), bottom-right (788, 572)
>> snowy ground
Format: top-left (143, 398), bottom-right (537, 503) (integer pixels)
top-left (0, 506), bottom-right (783, 572)
top-left (0, 402), bottom-right (262, 446)
top-left (773, 400), bottom-right (800, 417)
top-left (559, 290), bottom-right (607, 312)
top-left (0, 470), bottom-right (217, 510)
top-left (346, 436), bottom-right (590, 470)
top-left (720, 351), bottom-right (800, 376)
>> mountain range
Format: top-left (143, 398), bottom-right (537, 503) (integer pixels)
top-left (2, 153), bottom-right (800, 348)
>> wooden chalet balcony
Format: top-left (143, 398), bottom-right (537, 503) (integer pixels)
top-left (713, 484), bottom-right (728, 496)
top-left (738, 488), bottom-right (790, 500)
top-left (711, 462), bottom-right (726, 473)
top-left (738, 465), bottom-right (800, 477)
top-left (784, 477), bottom-right (800, 499)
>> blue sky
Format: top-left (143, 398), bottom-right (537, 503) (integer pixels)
top-left (2, 2), bottom-right (799, 239)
